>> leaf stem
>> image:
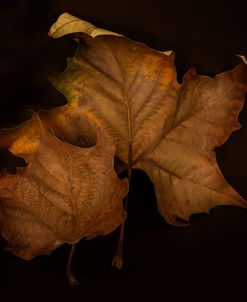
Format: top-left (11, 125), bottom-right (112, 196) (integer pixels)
top-left (67, 244), bottom-right (79, 286)
top-left (112, 216), bottom-right (125, 269)
top-left (112, 166), bottom-right (132, 269)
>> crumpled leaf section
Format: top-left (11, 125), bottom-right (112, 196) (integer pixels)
top-left (0, 117), bottom-right (128, 259)
top-left (49, 12), bottom-right (122, 39)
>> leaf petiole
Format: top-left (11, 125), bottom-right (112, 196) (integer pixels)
top-left (112, 216), bottom-right (125, 269)
top-left (67, 243), bottom-right (79, 286)
top-left (112, 166), bottom-right (132, 269)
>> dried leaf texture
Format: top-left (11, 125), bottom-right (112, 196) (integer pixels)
top-left (47, 19), bottom-right (247, 225)
top-left (0, 118), bottom-right (128, 259)
top-left (0, 13), bottom-right (246, 260)
top-left (48, 34), bottom-right (179, 165)
top-left (137, 64), bottom-right (247, 224)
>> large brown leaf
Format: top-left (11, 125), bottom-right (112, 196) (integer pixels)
top-left (0, 116), bottom-right (128, 259)
top-left (47, 14), bottom-right (247, 225)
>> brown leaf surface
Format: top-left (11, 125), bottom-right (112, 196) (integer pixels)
top-left (47, 20), bottom-right (247, 225)
top-left (0, 117), bottom-right (128, 259)
top-left (0, 14), bottom-right (247, 261)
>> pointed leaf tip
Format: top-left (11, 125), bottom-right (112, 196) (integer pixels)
top-left (237, 55), bottom-right (247, 65)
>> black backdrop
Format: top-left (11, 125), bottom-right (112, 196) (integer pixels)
top-left (1, 1), bottom-right (247, 301)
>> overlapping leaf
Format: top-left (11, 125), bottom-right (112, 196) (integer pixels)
top-left (0, 117), bottom-right (128, 259)
top-left (0, 13), bottom-right (247, 259)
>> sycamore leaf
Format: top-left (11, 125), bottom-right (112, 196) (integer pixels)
top-left (45, 14), bottom-right (247, 225)
top-left (0, 117), bottom-right (128, 259)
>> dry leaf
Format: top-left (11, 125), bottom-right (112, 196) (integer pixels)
top-left (0, 13), bottom-right (247, 260)
top-left (0, 116), bottom-right (128, 259)
top-left (47, 14), bottom-right (247, 225)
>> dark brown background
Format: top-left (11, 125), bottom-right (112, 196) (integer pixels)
top-left (1, 0), bottom-right (247, 301)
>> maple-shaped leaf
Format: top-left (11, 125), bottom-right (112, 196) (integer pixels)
top-left (45, 13), bottom-right (247, 225)
top-left (0, 116), bottom-right (128, 259)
